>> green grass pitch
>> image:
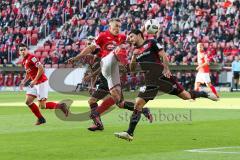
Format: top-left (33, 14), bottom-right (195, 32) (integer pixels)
top-left (0, 91), bottom-right (240, 160)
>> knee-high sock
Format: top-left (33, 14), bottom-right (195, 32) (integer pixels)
top-left (45, 102), bottom-right (59, 109)
top-left (189, 90), bottom-right (208, 99)
top-left (90, 102), bottom-right (98, 112)
top-left (122, 101), bottom-right (149, 118)
top-left (209, 85), bottom-right (218, 97)
top-left (127, 109), bottom-right (142, 135)
top-left (122, 101), bottom-right (134, 111)
top-left (29, 103), bottom-right (43, 119)
top-left (95, 97), bottom-right (115, 115)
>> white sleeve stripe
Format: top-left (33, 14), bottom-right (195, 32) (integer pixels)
top-left (156, 43), bottom-right (164, 49)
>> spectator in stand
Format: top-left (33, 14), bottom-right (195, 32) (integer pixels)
top-left (232, 56), bottom-right (240, 90)
top-left (58, 53), bottom-right (66, 64)
top-left (64, 35), bottom-right (74, 46)
top-left (44, 55), bottom-right (53, 65)
top-left (3, 59), bottom-right (9, 67)
top-left (14, 73), bottom-right (22, 91)
top-left (0, 73), bottom-right (5, 91)
top-left (5, 73), bottom-right (14, 89)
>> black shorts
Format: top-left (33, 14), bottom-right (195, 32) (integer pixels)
top-left (233, 71), bottom-right (240, 79)
top-left (138, 75), bottom-right (184, 102)
top-left (91, 82), bottom-right (109, 100)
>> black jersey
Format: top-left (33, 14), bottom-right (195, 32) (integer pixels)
top-left (134, 39), bottom-right (165, 84)
top-left (135, 39), bottom-right (164, 64)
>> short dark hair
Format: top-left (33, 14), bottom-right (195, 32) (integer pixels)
top-left (18, 43), bottom-right (27, 48)
top-left (129, 29), bottom-right (144, 38)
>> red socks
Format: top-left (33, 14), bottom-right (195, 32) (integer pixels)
top-left (96, 97), bottom-right (115, 115)
top-left (210, 85), bottom-right (218, 97)
top-left (45, 102), bottom-right (59, 109)
top-left (29, 103), bottom-right (43, 119)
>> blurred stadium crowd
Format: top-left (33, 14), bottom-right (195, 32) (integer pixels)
top-left (0, 0), bottom-right (239, 88)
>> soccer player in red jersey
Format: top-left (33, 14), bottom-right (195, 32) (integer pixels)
top-left (194, 43), bottom-right (219, 98)
top-left (68, 19), bottom-right (152, 131)
top-left (19, 43), bottom-right (69, 125)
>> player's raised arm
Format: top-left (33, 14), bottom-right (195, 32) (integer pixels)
top-left (158, 49), bottom-right (172, 78)
top-left (67, 44), bottom-right (97, 64)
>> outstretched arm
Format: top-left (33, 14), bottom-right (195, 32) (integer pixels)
top-left (67, 45), bottom-right (97, 64)
top-left (158, 50), bottom-right (172, 78)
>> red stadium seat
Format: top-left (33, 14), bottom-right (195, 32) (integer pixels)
top-left (26, 30), bottom-right (32, 35)
top-left (50, 48), bottom-right (56, 54)
top-left (26, 33), bottom-right (31, 38)
top-left (34, 51), bottom-right (42, 58)
top-left (20, 27), bottom-right (27, 34)
top-left (44, 45), bottom-right (51, 50)
top-left (32, 28), bottom-right (39, 34)
top-left (65, 64), bottom-right (73, 68)
top-left (58, 64), bottom-right (65, 68)
top-left (42, 51), bottom-right (49, 58)
top-left (79, 20), bottom-right (86, 25)
top-left (8, 27), bottom-right (13, 33)
top-left (204, 43), bottom-right (209, 48)
top-left (49, 52), bottom-right (56, 58)
top-left (30, 36), bottom-right (38, 45)
top-left (51, 45), bottom-right (56, 50)
top-left (220, 42), bottom-right (226, 48)
top-left (40, 57), bottom-right (45, 64)
top-left (44, 64), bottom-right (52, 68)
top-left (212, 42), bottom-right (217, 48)
top-left (14, 27), bottom-right (20, 33)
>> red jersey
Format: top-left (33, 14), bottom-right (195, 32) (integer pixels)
top-left (93, 30), bottom-right (126, 58)
top-left (22, 53), bottom-right (48, 84)
top-left (197, 52), bottom-right (210, 73)
top-left (0, 75), bottom-right (5, 86)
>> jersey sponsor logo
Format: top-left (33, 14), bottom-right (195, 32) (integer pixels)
top-left (139, 86), bottom-right (146, 93)
top-left (172, 84), bottom-right (177, 89)
top-left (156, 43), bottom-right (163, 49)
top-left (105, 41), bottom-right (117, 51)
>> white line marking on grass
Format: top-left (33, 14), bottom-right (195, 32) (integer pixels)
top-left (185, 146), bottom-right (240, 154)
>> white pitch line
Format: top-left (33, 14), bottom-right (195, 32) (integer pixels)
top-left (185, 146), bottom-right (240, 154)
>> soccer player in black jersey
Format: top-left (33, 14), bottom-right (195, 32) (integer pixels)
top-left (114, 29), bottom-right (218, 141)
